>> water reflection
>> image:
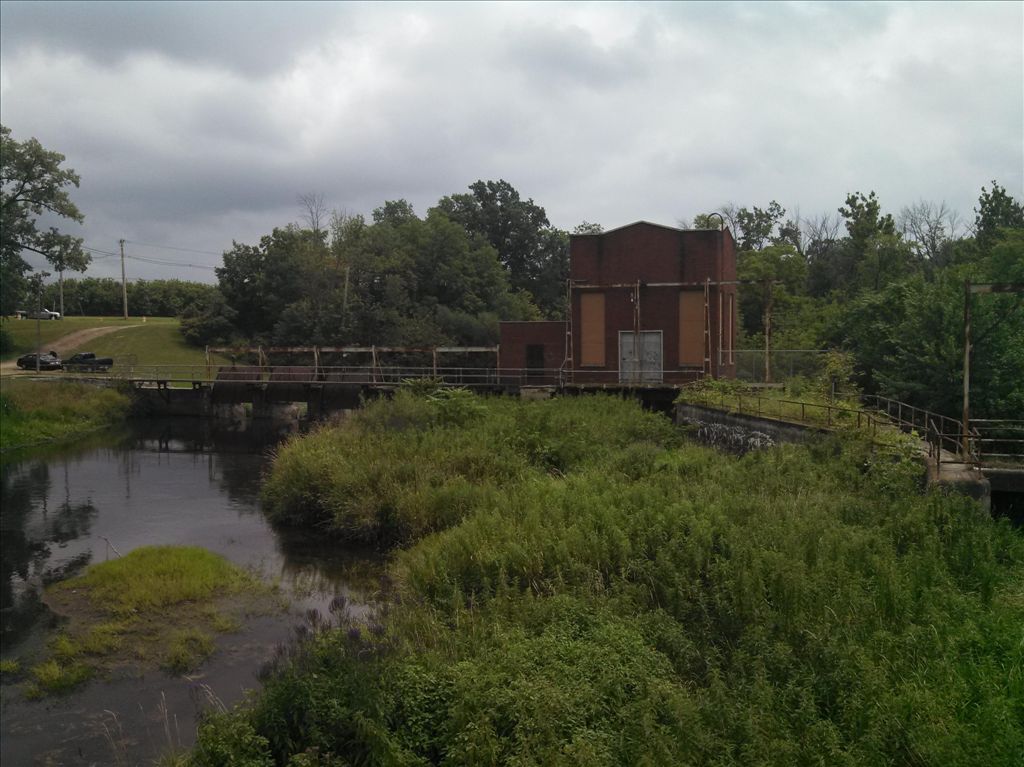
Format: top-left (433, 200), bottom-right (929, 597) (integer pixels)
top-left (1, 417), bottom-right (383, 766)
top-left (1, 461), bottom-right (100, 645)
top-left (0, 417), bottom-right (376, 656)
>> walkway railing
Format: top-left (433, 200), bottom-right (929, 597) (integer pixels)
top-left (69, 364), bottom-right (703, 388)
top-left (679, 389), bottom-right (977, 466)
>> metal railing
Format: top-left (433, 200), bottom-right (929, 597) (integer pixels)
top-left (970, 419), bottom-right (1024, 465)
top-left (63, 364), bottom-right (708, 388)
top-left (680, 389), bottom-right (979, 465)
top-left (861, 395), bottom-right (972, 464)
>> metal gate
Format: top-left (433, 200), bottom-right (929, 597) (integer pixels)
top-left (619, 331), bottom-right (663, 383)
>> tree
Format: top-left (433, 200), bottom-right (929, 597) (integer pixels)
top-left (435, 180), bottom-right (568, 318)
top-left (0, 125), bottom-right (85, 314)
top-left (973, 180), bottom-right (1024, 255)
top-left (216, 226), bottom-right (319, 339)
top-left (297, 192), bottom-right (328, 241)
top-left (734, 200), bottom-right (786, 252)
top-left (898, 200), bottom-right (962, 267)
top-left (833, 191), bottom-right (915, 294)
top-left (39, 229), bottom-right (89, 316)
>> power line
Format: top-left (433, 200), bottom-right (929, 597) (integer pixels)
top-left (81, 245), bottom-right (119, 257)
top-left (124, 253), bottom-right (218, 271)
top-left (124, 239), bottom-right (223, 257)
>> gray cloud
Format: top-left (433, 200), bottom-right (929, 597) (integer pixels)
top-left (0, 0), bottom-right (352, 77)
top-left (1, 1), bottom-right (1021, 286)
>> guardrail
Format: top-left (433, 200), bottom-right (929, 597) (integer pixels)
top-left (679, 389), bottom-right (978, 465)
top-left (861, 395), bottom-right (972, 464)
top-left (970, 419), bottom-right (1024, 465)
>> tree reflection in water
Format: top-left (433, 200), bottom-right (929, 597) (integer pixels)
top-left (1, 460), bottom-right (98, 646)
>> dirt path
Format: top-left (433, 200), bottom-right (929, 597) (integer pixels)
top-left (0, 325), bottom-right (140, 374)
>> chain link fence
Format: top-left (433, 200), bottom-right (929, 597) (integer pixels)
top-left (731, 349), bottom-right (830, 384)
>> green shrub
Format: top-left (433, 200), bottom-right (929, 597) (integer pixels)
top-left (196, 393), bottom-right (1024, 765)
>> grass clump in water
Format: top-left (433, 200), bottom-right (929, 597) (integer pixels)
top-left (27, 546), bottom-right (270, 697)
top-left (59, 545), bottom-right (250, 615)
top-left (163, 629), bottom-right (215, 673)
top-left (26, 658), bottom-right (93, 697)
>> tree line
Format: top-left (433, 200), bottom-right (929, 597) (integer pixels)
top-left (34, 277), bottom-right (221, 319)
top-left (180, 181), bottom-right (570, 348)
top-left (3, 124), bottom-right (1020, 418)
top-left (694, 185), bottom-right (1022, 418)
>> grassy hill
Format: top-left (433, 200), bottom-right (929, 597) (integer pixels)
top-left (1, 317), bottom-right (226, 367)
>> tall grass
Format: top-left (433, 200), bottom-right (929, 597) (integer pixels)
top-left (263, 389), bottom-right (676, 545)
top-left (0, 379), bottom-right (130, 451)
top-left (193, 391), bottom-right (1024, 766)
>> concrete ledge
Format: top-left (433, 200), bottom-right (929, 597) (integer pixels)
top-left (675, 402), bottom-right (827, 446)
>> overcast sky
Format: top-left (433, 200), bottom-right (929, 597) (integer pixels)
top-left (2, 0), bottom-right (1021, 283)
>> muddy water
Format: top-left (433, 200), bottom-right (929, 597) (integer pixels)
top-left (0, 418), bottom-right (381, 765)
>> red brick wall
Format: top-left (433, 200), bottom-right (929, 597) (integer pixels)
top-left (498, 322), bottom-right (566, 383)
top-left (568, 223), bottom-right (737, 382)
top-left (499, 223), bottom-right (737, 385)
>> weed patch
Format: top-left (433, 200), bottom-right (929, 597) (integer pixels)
top-left (21, 546), bottom-right (275, 698)
top-left (194, 392), bottom-right (1024, 766)
top-left (0, 379), bottom-right (130, 451)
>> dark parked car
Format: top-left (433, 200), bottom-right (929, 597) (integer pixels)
top-left (63, 352), bottom-right (114, 372)
top-left (16, 352), bottom-right (62, 370)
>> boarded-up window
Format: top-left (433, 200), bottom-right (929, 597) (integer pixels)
top-left (679, 291), bottom-right (704, 366)
top-left (580, 292), bottom-right (605, 366)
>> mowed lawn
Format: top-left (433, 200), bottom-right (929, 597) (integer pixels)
top-left (2, 317), bottom-right (228, 368)
top-left (87, 322), bottom-right (230, 368)
top-left (1, 317), bottom-right (176, 358)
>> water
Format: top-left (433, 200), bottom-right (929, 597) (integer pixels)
top-left (0, 418), bottom-right (381, 765)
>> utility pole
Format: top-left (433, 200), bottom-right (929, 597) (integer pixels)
top-left (119, 239), bottom-right (128, 319)
top-left (962, 281), bottom-right (971, 458)
top-left (762, 278), bottom-right (774, 384)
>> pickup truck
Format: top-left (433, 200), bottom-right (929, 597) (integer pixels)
top-left (63, 352), bottom-right (114, 372)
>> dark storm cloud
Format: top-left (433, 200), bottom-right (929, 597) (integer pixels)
top-left (0, 0), bottom-right (350, 77)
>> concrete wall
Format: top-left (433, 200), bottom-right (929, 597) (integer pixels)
top-left (675, 402), bottom-right (826, 445)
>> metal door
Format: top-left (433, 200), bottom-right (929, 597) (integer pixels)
top-left (619, 331), bottom-right (663, 383)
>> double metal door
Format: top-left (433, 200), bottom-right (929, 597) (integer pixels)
top-left (619, 331), bottom-right (663, 383)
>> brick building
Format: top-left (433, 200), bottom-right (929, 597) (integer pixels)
top-left (498, 221), bottom-right (737, 386)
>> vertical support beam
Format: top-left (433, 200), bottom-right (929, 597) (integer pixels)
top-left (565, 278), bottom-right (573, 383)
top-left (717, 286), bottom-right (723, 373)
top-left (432, 348), bottom-right (438, 378)
top-left (703, 278), bottom-right (712, 378)
top-left (962, 280), bottom-right (971, 459)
